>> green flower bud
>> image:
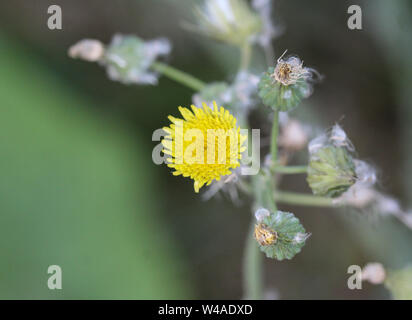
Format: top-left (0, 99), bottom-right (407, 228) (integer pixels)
top-left (258, 52), bottom-right (317, 111)
top-left (307, 146), bottom-right (357, 198)
top-left (254, 209), bottom-right (309, 260)
top-left (191, 0), bottom-right (263, 46)
top-left (101, 34), bottom-right (171, 85)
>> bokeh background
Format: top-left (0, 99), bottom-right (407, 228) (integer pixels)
top-left (0, 0), bottom-right (411, 299)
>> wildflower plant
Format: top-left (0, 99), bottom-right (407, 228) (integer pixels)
top-left (69, 0), bottom-right (412, 300)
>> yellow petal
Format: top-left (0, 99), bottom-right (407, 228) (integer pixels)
top-left (178, 107), bottom-right (194, 121)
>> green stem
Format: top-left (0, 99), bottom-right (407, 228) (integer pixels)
top-left (151, 62), bottom-right (206, 91)
top-left (273, 165), bottom-right (308, 174)
top-left (239, 43), bottom-right (252, 71)
top-left (270, 111), bottom-right (279, 168)
top-left (243, 174), bottom-right (264, 299)
top-left (243, 219), bottom-right (263, 299)
top-left (274, 191), bottom-right (338, 207)
top-left (244, 110), bottom-right (281, 299)
top-left (263, 170), bottom-right (277, 212)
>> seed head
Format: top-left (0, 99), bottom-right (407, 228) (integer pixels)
top-left (253, 209), bottom-right (309, 260)
top-left (258, 51), bottom-right (319, 111)
top-left (254, 223), bottom-right (277, 246)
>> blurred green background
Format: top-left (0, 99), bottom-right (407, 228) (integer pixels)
top-left (0, 0), bottom-right (411, 299)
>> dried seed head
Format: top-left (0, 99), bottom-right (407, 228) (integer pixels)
top-left (254, 223), bottom-right (277, 246)
top-left (258, 50), bottom-right (319, 111)
top-left (254, 210), bottom-right (308, 260)
top-left (272, 53), bottom-right (310, 86)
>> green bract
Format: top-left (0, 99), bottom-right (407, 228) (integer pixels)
top-left (256, 211), bottom-right (308, 260)
top-left (307, 146), bottom-right (357, 198)
top-left (258, 67), bottom-right (310, 111)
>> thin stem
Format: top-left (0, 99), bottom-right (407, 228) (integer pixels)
top-left (239, 43), bottom-right (252, 71)
top-left (270, 111), bottom-right (279, 168)
top-left (274, 191), bottom-right (338, 208)
top-left (263, 170), bottom-right (277, 212)
top-left (273, 165), bottom-right (308, 174)
top-left (151, 62), bottom-right (206, 92)
top-left (243, 110), bottom-right (281, 299)
top-left (242, 173), bottom-right (265, 299)
top-left (243, 220), bottom-right (263, 299)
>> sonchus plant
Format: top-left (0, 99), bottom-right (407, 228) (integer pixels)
top-left (69, 0), bottom-right (412, 300)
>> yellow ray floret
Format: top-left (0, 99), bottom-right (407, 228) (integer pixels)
top-left (162, 102), bottom-right (247, 193)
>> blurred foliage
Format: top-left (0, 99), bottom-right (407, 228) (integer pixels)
top-left (0, 33), bottom-right (192, 299)
top-left (369, 0), bottom-right (412, 204)
top-left (384, 265), bottom-right (412, 300)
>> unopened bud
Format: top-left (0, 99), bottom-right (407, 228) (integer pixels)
top-left (192, 0), bottom-right (263, 46)
top-left (307, 146), bottom-right (357, 198)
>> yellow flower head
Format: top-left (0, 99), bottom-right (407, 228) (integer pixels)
top-left (162, 102), bottom-right (247, 193)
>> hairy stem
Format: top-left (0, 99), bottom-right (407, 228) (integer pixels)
top-left (151, 62), bottom-right (206, 91)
